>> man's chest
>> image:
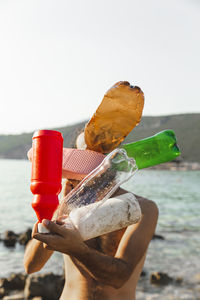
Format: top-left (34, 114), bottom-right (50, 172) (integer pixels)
top-left (85, 228), bottom-right (126, 256)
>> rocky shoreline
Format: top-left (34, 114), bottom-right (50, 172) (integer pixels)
top-left (1, 269), bottom-right (200, 300)
top-left (0, 272), bottom-right (65, 300)
top-left (0, 228), bottom-right (63, 299)
top-left (0, 229), bottom-right (32, 248)
top-left (148, 161), bottom-right (200, 171)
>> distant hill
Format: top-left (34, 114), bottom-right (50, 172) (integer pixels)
top-left (0, 114), bottom-right (199, 162)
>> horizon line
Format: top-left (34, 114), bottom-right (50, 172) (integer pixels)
top-left (0, 112), bottom-right (199, 136)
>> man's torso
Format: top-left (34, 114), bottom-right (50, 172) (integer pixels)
top-left (59, 227), bottom-right (145, 300)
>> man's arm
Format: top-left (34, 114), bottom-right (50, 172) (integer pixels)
top-left (71, 196), bottom-right (158, 288)
top-left (23, 179), bottom-right (78, 274)
top-left (33, 195), bottom-right (158, 288)
top-left (24, 223), bottom-right (54, 274)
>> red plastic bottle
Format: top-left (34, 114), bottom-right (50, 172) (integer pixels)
top-left (30, 130), bottom-right (63, 225)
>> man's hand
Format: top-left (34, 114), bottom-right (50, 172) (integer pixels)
top-left (33, 219), bottom-right (87, 256)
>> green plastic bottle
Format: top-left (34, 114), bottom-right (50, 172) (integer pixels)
top-left (121, 130), bottom-right (181, 170)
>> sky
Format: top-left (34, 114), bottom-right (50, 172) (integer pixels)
top-left (0, 0), bottom-right (199, 134)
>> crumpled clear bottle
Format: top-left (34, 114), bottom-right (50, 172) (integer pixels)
top-left (56, 148), bottom-right (141, 240)
top-left (57, 148), bottom-right (138, 218)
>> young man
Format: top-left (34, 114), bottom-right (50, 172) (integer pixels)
top-left (24, 182), bottom-right (158, 300)
top-left (24, 79), bottom-right (158, 298)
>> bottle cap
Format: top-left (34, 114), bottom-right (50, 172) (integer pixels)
top-left (33, 130), bottom-right (63, 140)
top-left (38, 223), bottom-right (50, 233)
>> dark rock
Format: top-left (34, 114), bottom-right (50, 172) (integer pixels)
top-left (3, 231), bottom-right (18, 248)
top-left (152, 234), bottom-right (165, 240)
top-left (4, 231), bottom-right (18, 239)
top-left (0, 274), bottom-right (26, 291)
top-left (175, 276), bottom-right (183, 284)
top-left (7, 273), bottom-right (27, 290)
top-left (24, 273), bottom-right (64, 300)
top-left (0, 278), bottom-right (10, 290)
top-left (150, 272), bottom-right (173, 285)
top-left (140, 270), bottom-right (146, 277)
top-left (3, 238), bottom-right (16, 247)
top-left (18, 229), bottom-right (32, 246)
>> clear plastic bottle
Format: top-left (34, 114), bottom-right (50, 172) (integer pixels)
top-left (57, 148), bottom-right (138, 218)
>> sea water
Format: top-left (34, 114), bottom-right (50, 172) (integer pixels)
top-left (0, 159), bottom-right (200, 298)
top-left (0, 159), bottom-right (64, 276)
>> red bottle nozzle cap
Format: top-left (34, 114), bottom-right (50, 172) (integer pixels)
top-left (33, 130), bottom-right (63, 140)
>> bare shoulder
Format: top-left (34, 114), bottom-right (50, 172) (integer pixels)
top-left (115, 194), bottom-right (159, 267)
top-left (134, 194), bottom-right (159, 221)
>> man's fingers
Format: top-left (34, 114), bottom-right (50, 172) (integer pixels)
top-left (27, 148), bottom-right (33, 162)
top-left (43, 243), bottom-right (54, 251)
top-left (33, 232), bottom-right (59, 245)
top-left (42, 219), bottom-right (66, 235)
